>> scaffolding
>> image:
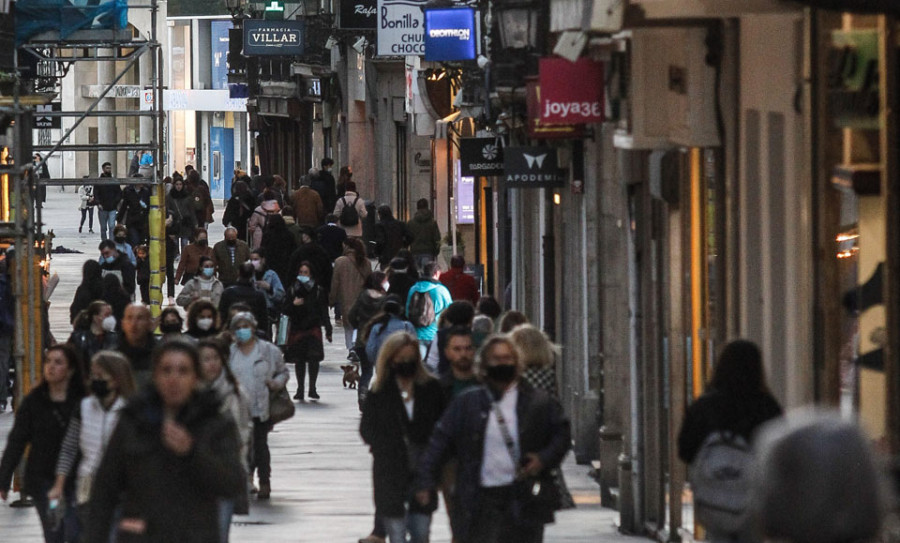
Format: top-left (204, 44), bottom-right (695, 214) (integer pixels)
top-left (2, 0), bottom-right (166, 399)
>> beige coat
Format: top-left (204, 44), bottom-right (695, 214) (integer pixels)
top-left (329, 251), bottom-right (371, 328)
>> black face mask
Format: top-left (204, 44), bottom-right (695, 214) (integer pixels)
top-left (485, 364), bottom-right (517, 385)
top-left (196, 239), bottom-right (208, 247)
top-left (160, 322), bottom-right (182, 334)
top-left (114, 236), bottom-right (126, 243)
top-left (393, 360), bottom-right (418, 378)
top-left (90, 379), bottom-right (110, 398)
top-left (226, 239), bottom-right (237, 247)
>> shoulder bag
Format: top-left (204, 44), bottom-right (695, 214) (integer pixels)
top-left (266, 355), bottom-right (295, 425)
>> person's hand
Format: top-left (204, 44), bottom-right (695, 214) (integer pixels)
top-left (46, 484), bottom-right (63, 502)
top-left (520, 453), bottom-right (544, 478)
top-left (415, 490), bottom-right (431, 506)
top-left (293, 297), bottom-right (304, 306)
top-left (326, 332), bottom-right (333, 343)
top-left (119, 518), bottom-right (147, 535)
top-left (161, 420), bottom-right (194, 456)
top-left (256, 280), bottom-right (270, 291)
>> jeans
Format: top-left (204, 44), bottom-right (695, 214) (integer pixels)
top-left (344, 327), bottom-right (356, 352)
top-left (251, 419), bottom-right (271, 484)
top-left (79, 207), bottom-right (93, 230)
top-left (468, 485), bottom-right (544, 543)
top-left (127, 225), bottom-right (147, 247)
top-left (0, 334), bottom-right (11, 405)
top-left (98, 209), bottom-right (117, 241)
top-left (218, 499), bottom-right (234, 543)
top-left (384, 512), bottom-right (431, 543)
top-left (32, 479), bottom-right (80, 543)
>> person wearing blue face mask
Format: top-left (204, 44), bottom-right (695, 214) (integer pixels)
top-left (282, 261), bottom-right (332, 401)
top-left (227, 312), bottom-right (288, 500)
top-left (98, 239), bottom-right (136, 298)
top-left (177, 257), bottom-right (224, 308)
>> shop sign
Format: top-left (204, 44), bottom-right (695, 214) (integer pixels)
top-left (456, 161), bottom-right (475, 224)
top-left (211, 21), bottom-right (231, 91)
top-left (538, 57), bottom-right (604, 125)
top-left (243, 20), bottom-right (305, 56)
top-left (504, 147), bottom-right (565, 188)
top-left (34, 102), bottom-right (60, 129)
top-left (341, 0), bottom-right (377, 29)
top-left (525, 78), bottom-right (584, 140)
top-left (829, 30), bottom-right (880, 129)
top-left (424, 7), bottom-right (477, 62)
top-left (376, 0), bottom-right (427, 57)
top-left (460, 137), bottom-right (504, 177)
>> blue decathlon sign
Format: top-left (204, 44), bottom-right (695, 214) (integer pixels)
top-left (424, 7), bottom-right (477, 62)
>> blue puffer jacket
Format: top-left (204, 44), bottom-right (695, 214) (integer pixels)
top-left (416, 382), bottom-right (571, 539)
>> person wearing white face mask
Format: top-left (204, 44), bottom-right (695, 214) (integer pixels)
top-left (185, 299), bottom-right (221, 342)
top-left (283, 261), bottom-right (332, 401)
top-left (177, 256), bottom-right (224, 308)
top-left (68, 301), bottom-right (119, 365)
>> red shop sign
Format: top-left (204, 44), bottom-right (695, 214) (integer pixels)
top-left (538, 57), bottom-right (605, 125)
top-left (526, 78), bottom-right (584, 140)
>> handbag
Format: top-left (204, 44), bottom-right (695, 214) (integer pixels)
top-left (276, 314), bottom-right (290, 346)
top-left (268, 385), bottom-right (295, 426)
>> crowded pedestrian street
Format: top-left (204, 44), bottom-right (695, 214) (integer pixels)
top-left (0, 190), bottom-right (625, 542)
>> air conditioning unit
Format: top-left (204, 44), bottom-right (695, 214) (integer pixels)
top-left (613, 27), bottom-right (720, 150)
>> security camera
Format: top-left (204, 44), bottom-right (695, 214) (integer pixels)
top-left (477, 55), bottom-right (491, 69)
top-left (352, 36), bottom-right (368, 55)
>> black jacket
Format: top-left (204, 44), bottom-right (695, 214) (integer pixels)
top-left (284, 281), bottom-right (332, 334)
top-left (0, 384), bottom-right (82, 497)
top-left (315, 223), bottom-right (347, 263)
top-left (417, 382), bottom-right (571, 538)
top-left (101, 254), bottom-right (136, 296)
top-left (261, 226), bottom-right (298, 288)
top-left (360, 377), bottom-right (445, 518)
top-left (86, 388), bottom-right (243, 543)
top-left (117, 335), bottom-right (158, 374)
top-left (348, 289), bottom-right (386, 330)
top-left (117, 185), bottom-right (151, 229)
top-left (677, 389), bottom-right (782, 465)
top-left (387, 272), bottom-right (417, 312)
top-left (69, 281), bottom-right (103, 324)
top-left (93, 181), bottom-right (122, 212)
top-left (374, 219), bottom-right (412, 267)
top-left (311, 171), bottom-right (337, 213)
top-left (166, 188), bottom-right (198, 239)
top-left (68, 329), bottom-right (119, 365)
top-left (218, 281), bottom-right (269, 335)
top-left (288, 243), bottom-right (334, 294)
top-left (221, 192), bottom-right (256, 242)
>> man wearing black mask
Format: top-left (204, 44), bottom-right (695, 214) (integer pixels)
top-left (212, 226), bottom-right (251, 287)
top-left (415, 335), bottom-right (571, 543)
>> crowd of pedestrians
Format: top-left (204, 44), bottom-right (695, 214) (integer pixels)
top-left (0, 154), bottom-right (893, 543)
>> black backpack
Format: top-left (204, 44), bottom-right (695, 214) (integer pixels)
top-left (339, 196), bottom-right (361, 227)
top-left (407, 290), bottom-right (435, 328)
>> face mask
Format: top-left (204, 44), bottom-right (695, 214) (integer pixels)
top-left (250, 259), bottom-right (262, 270)
top-left (297, 275), bottom-right (310, 284)
top-left (114, 236), bottom-right (126, 243)
top-left (226, 239), bottom-right (237, 247)
top-left (382, 281), bottom-right (390, 291)
top-left (160, 322), bottom-right (182, 334)
top-left (196, 318), bottom-right (214, 331)
top-left (90, 379), bottom-right (110, 398)
top-left (202, 267), bottom-right (215, 278)
top-left (103, 255), bottom-right (116, 265)
top-left (197, 239), bottom-right (208, 247)
top-left (234, 328), bottom-right (253, 343)
top-left (101, 316), bottom-right (116, 332)
top-left (485, 364), bottom-right (517, 385)
top-left (393, 360), bottom-right (418, 378)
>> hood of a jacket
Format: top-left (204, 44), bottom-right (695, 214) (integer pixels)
top-left (413, 209), bottom-right (434, 223)
top-left (411, 278), bottom-right (440, 293)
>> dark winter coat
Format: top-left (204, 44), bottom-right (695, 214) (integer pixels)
top-left (211, 239), bottom-right (251, 287)
top-left (117, 185), bottom-right (151, 230)
top-left (387, 272), bottom-right (417, 312)
top-left (69, 281), bottom-right (103, 324)
top-left (93, 181), bottom-right (123, 212)
top-left (85, 388), bottom-right (243, 543)
top-left (117, 335), bottom-right (158, 374)
top-left (261, 225), bottom-right (298, 288)
top-left (0, 384), bottom-right (81, 497)
top-left (348, 289), bottom-right (386, 331)
top-left (311, 170), bottom-right (337, 213)
top-left (222, 192), bottom-right (256, 243)
top-left (315, 223), bottom-right (347, 263)
top-left (374, 218), bottom-right (412, 267)
top-left (283, 281), bottom-right (332, 362)
top-left (218, 281), bottom-right (269, 335)
top-left (360, 377), bottom-right (445, 518)
top-left (677, 389), bottom-right (782, 465)
top-left (166, 188), bottom-right (198, 239)
top-left (416, 383), bottom-right (571, 538)
top-left (288, 242), bottom-right (334, 294)
top-left (68, 329), bottom-right (119, 365)
top-left (100, 254), bottom-right (136, 296)
top-left (407, 209), bottom-right (441, 257)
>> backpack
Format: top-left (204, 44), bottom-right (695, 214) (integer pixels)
top-left (689, 431), bottom-right (752, 535)
top-left (339, 196), bottom-right (361, 227)
top-left (407, 289), bottom-right (435, 328)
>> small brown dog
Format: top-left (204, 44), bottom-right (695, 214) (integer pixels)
top-left (341, 364), bottom-right (360, 389)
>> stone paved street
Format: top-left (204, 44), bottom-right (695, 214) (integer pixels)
top-left (0, 189), bottom-right (636, 542)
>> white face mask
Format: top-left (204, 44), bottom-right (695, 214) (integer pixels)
top-left (382, 281), bottom-right (390, 291)
top-left (101, 316), bottom-right (116, 332)
top-left (196, 317), bottom-right (214, 331)
top-left (250, 259), bottom-right (262, 271)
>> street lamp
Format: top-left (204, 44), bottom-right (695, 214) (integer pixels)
top-left (494, 0), bottom-right (540, 50)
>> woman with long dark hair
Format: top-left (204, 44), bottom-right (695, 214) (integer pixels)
top-left (283, 261), bottom-right (332, 401)
top-left (0, 344), bottom-right (86, 543)
top-left (100, 274), bottom-right (130, 326)
top-left (330, 237), bottom-right (372, 355)
top-left (69, 260), bottom-right (104, 324)
top-left (68, 301), bottom-right (118, 364)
